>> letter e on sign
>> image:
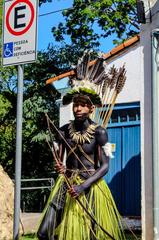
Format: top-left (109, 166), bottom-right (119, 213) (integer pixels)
top-left (14, 5), bottom-right (26, 29)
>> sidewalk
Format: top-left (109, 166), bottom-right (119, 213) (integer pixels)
top-left (21, 213), bottom-right (141, 234)
top-left (21, 213), bottom-right (41, 234)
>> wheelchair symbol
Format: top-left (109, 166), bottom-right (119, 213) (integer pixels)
top-left (3, 43), bottom-right (13, 58)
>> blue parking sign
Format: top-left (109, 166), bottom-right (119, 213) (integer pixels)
top-left (3, 42), bottom-right (13, 58)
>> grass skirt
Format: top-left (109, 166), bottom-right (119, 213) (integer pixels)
top-left (38, 175), bottom-right (125, 240)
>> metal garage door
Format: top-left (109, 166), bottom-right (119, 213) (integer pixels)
top-left (104, 103), bottom-right (141, 216)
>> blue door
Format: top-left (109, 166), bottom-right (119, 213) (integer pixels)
top-left (104, 103), bottom-right (141, 216)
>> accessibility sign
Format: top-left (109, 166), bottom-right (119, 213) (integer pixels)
top-left (2, 0), bottom-right (38, 66)
top-left (3, 42), bottom-right (14, 58)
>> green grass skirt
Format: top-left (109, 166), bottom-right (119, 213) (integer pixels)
top-left (38, 175), bottom-right (125, 240)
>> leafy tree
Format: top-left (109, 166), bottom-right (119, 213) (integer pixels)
top-left (21, 50), bottom-right (61, 178)
top-left (52, 0), bottom-right (139, 49)
top-left (0, 0), bottom-right (3, 59)
top-left (0, 46), bottom-right (70, 211)
top-left (0, 0), bottom-right (2, 37)
top-left (0, 66), bottom-right (17, 174)
top-left (0, 94), bottom-right (14, 168)
top-left (0, 48), bottom-right (62, 178)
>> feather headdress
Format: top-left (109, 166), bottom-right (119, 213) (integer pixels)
top-left (62, 52), bottom-right (126, 127)
top-left (62, 53), bottom-right (107, 106)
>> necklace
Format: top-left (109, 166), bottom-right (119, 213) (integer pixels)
top-left (68, 121), bottom-right (98, 144)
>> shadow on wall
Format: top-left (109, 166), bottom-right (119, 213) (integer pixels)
top-left (107, 153), bottom-right (141, 216)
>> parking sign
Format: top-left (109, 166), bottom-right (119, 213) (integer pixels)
top-left (2, 0), bottom-right (38, 66)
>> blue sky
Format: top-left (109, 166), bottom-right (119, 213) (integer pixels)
top-left (38, 0), bottom-right (115, 88)
top-left (38, 0), bottom-right (73, 51)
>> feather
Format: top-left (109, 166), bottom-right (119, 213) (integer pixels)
top-left (115, 66), bottom-right (126, 94)
top-left (94, 70), bottom-right (107, 85)
top-left (89, 57), bottom-right (105, 82)
top-left (76, 53), bottom-right (90, 80)
top-left (101, 75), bottom-right (110, 96)
top-left (109, 65), bottom-right (118, 90)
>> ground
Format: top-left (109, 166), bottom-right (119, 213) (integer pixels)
top-left (20, 213), bottom-right (141, 239)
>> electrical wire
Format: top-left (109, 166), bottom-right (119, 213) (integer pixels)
top-left (39, 7), bottom-right (73, 17)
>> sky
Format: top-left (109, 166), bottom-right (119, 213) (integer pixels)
top-left (38, 0), bottom-right (115, 88)
top-left (38, 0), bottom-right (72, 51)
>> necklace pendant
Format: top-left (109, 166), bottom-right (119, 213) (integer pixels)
top-left (69, 121), bottom-right (98, 144)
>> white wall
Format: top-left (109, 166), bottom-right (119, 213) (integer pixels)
top-left (106, 42), bottom-right (142, 103)
top-left (59, 103), bottom-right (74, 127)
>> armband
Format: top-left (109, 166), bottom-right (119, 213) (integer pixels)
top-left (53, 141), bottom-right (59, 152)
top-left (102, 143), bottom-right (114, 159)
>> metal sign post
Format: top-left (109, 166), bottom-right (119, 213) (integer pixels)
top-left (13, 65), bottom-right (24, 239)
top-left (2, 0), bottom-right (38, 239)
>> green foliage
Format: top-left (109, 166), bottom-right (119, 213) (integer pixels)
top-left (0, 65), bottom-right (17, 172)
top-left (0, 48), bottom-right (62, 178)
top-left (20, 234), bottom-right (37, 240)
top-left (0, 0), bottom-right (2, 38)
top-left (52, 0), bottom-right (139, 49)
top-left (63, 87), bottom-right (102, 106)
top-left (0, 94), bottom-right (15, 171)
top-left (0, 94), bottom-right (12, 118)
